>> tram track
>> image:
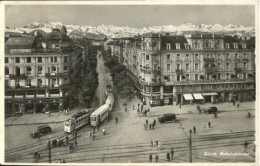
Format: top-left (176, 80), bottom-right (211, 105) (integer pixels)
top-left (6, 130), bottom-right (254, 162)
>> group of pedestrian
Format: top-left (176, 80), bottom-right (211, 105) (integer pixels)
top-left (165, 148), bottom-right (175, 161)
top-left (150, 140), bottom-right (161, 150)
top-left (59, 159), bottom-right (66, 163)
top-left (62, 108), bottom-right (69, 115)
top-left (233, 100), bottom-right (240, 108)
top-left (33, 150), bottom-right (40, 159)
top-left (144, 119), bottom-right (156, 130)
top-left (148, 153), bottom-right (159, 163)
top-left (49, 137), bottom-right (65, 148)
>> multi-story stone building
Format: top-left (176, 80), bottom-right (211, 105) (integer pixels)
top-left (5, 27), bottom-right (83, 114)
top-left (110, 33), bottom-right (255, 106)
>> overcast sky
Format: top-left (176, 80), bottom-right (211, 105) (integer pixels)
top-left (5, 5), bottom-right (255, 28)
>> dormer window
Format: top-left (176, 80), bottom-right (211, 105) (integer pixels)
top-left (185, 43), bottom-right (190, 49)
top-left (233, 43), bottom-right (238, 49)
top-left (242, 43), bottom-right (247, 49)
top-left (176, 43), bottom-right (180, 49)
top-left (225, 43), bottom-right (230, 49)
top-left (166, 43), bottom-right (171, 50)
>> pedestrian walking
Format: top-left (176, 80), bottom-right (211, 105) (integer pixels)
top-left (148, 107), bottom-right (150, 113)
top-left (166, 152), bottom-right (170, 161)
top-left (149, 153), bottom-right (153, 162)
top-left (150, 140), bottom-right (153, 147)
top-left (244, 141), bottom-right (248, 149)
top-left (193, 126), bottom-right (196, 134)
top-left (158, 141), bottom-right (161, 150)
top-left (102, 128), bottom-right (106, 135)
top-left (153, 119), bottom-right (156, 126)
top-left (248, 112), bottom-right (251, 117)
top-left (155, 154), bottom-right (159, 163)
top-left (65, 135), bottom-right (69, 145)
top-left (237, 103), bottom-right (240, 108)
top-left (34, 150), bottom-right (40, 159)
top-left (115, 117), bottom-right (118, 123)
top-left (197, 105), bottom-right (200, 112)
top-left (170, 148), bottom-right (174, 160)
top-left (189, 129), bottom-right (192, 135)
top-left (89, 130), bottom-right (92, 138)
top-left (233, 100), bottom-right (236, 106)
top-left (146, 119), bottom-right (148, 125)
top-left (155, 140), bottom-right (158, 147)
top-left (138, 103), bottom-right (140, 109)
top-left (179, 104), bottom-right (182, 109)
top-left (208, 122), bottom-right (211, 128)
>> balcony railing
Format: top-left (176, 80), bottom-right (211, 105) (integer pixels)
top-left (36, 94), bottom-right (45, 98)
top-left (49, 94), bottom-right (60, 97)
top-left (203, 58), bottom-right (215, 62)
top-left (25, 94), bottom-right (35, 98)
top-left (205, 67), bottom-right (218, 74)
top-left (141, 68), bottom-right (151, 74)
top-left (234, 68), bottom-right (242, 73)
top-left (242, 58), bottom-right (249, 62)
top-left (175, 69), bottom-right (183, 74)
top-left (9, 74), bottom-right (27, 79)
top-left (14, 95), bottom-right (24, 98)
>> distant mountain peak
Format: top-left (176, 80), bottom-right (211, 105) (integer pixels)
top-left (6, 21), bottom-right (255, 38)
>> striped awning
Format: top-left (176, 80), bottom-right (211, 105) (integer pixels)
top-left (183, 94), bottom-right (194, 100)
top-left (193, 93), bottom-right (204, 100)
top-left (202, 93), bottom-right (218, 96)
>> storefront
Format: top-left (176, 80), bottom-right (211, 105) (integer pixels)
top-left (202, 93), bottom-right (217, 103)
top-left (192, 93), bottom-right (204, 104)
top-left (183, 94), bottom-right (194, 104)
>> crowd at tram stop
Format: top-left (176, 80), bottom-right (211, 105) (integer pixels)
top-left (147, 142), bottom-right (175, 163)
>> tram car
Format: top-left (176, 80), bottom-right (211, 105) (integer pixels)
top-left (90, 104), bottom-right (110, 127)
top-left (64, 110), bottom-right (90, 133)
top-left (105, 93), bottom-right (114, 112)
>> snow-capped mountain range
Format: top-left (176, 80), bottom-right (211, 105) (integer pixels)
top-left (5, 22), bottom-right (255, 38)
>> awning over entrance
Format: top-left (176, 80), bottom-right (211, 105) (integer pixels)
top-left (202, 93), bottom-right (218, 96)
top-left (183, 94), bottom-right (194, 100)
top-left (193, 93), bottom-right (204, 100)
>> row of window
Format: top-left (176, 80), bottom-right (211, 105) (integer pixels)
top-left (164, 73), bottom-right (249, 82)
top-left (165, 62), bottom-right (248, 71)
top-left (5, 66), bottom-right (68, 75)
top-left (166, 42), bottom-right (247, 50)
top-left (5, 56), bottom-right (68, 64)
top-left (10, 77), bottom-right (68, 86)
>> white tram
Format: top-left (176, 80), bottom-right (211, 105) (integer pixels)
top-left (64, 111), bottom-right (89, 133)
top-left (90, 104), bottom-right (110, 127)
top-left (105, 94), bottom-right (114, 112)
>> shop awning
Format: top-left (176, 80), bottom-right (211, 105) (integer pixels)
top-left (202, 93), bottom-right (218, 96)
top-left (193, 93), bottom-right (204, 100)
top-left (183, 94), bottom-right (194, 100)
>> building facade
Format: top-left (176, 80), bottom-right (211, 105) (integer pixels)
top-left (5, 27), bottom-right (83, 114)
top-left (110, 33), bottom-right (255, 106)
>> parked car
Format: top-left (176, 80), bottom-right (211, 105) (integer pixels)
top-left (158, 113), bottom-right (176, 123)
top-left (30, 125), bottom-right (52, 139)
top-left (205, 107), bottom-right (218, 114)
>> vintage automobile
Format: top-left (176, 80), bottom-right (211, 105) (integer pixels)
top-left (205, 107), bottom-right (218, 114)
top-left (158, 113), bottom-right (176, 123)
top-left (30, 125), bottom-right (52, 139)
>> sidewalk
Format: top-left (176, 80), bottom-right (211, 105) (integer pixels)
top-left (5, 109), bottom-right (81, 126)
top-left (124, 96), bottom-right (255, 116)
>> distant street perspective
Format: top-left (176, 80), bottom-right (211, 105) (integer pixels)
top-left (4, 5), bottom-right (256, 164)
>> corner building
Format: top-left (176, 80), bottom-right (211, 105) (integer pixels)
top-left (111, 33), bottom-right (255, 106)
top-left (4, 27), bottom-right (83, 114)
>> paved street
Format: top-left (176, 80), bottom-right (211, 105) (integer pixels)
top-left (5, 51), bottom-right (255, 163)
